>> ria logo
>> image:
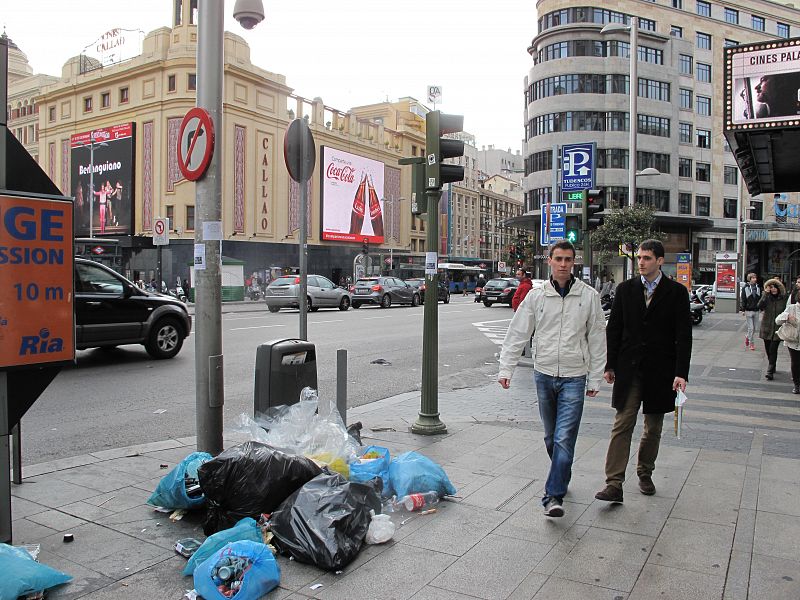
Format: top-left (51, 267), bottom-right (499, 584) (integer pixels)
top-left (19, 328), bottom-right (64, 355)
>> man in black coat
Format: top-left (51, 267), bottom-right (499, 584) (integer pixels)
top-left (595, 240), bottom-right (692, 502)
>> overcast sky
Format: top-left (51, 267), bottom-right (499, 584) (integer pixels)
top-left (5, 0), bottom-right (536, 152)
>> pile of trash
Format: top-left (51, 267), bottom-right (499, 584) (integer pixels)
top-left (143, 387), bottom-right (458, 598)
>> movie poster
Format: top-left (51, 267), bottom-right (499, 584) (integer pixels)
top-left (70, 122), bottom-right (136, 237)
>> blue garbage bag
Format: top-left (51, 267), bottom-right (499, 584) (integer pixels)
top-left (349, 446), bottom-right (390, 488)
top-left (0, 543), bottom-right (72, 600)
top-left (193, 540), bottom-right (280, 600)
top-left (183, 517), bottom-right (262, 576)
top-left (147, 451), bottom-right (212, 510)
top-left (387, 451), bottom-right (457, 498)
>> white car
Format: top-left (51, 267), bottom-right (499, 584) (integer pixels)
top-left (265, 274), bottom-right (352, 312)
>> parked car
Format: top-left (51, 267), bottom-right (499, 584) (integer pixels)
top-left (482, 277), bottom-right (519, 307)
top-left (351, 277), bottom-right (420, 308)
top-left (74, 258), bottom-right (192, 359)
top-left (405, 278), bottom-right (450, 304)
top-left (264, 274), bottom-right (351, 312)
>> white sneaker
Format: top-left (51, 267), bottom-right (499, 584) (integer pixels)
top-left (543, 498), bottom-right (564, 517)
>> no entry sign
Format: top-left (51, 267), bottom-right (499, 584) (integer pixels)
top-left (178, 108), bottom-right (215, 181)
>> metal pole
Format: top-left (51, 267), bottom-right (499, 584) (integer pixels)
top-left (89, 141), bottom-right (94, 237)
top-left (299, 175), bottom-right (308, 341)
top-left (0, 372), bottom-right (11, 543)
top-left (0, 36), bottom-right (7, 190)
top-left (157, 244), bottom-right (163, 293)
top-left (736, 182), bottom-right (743, 310)
top-left (336, 349), bottom-right (347, 425)
top-left (413, 188), bottom-right (446, 435)
top-left (11, 423), bottom-right (20, 485)
top-left (194, 0), bottom-right (224, 455)
top-left (627, 22), bottom-right (638, 281)
top-left (743, 220), bottom-right (748, 279)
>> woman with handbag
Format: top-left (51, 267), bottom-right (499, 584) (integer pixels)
top-left (758, 278), bottom-right (786, 380)
top-left (776, 297), bottom-right (800, 393)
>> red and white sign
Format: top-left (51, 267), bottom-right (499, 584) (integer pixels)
top-left (153, 217), bottom-right (169, 246)
top-left (177, 108), bottom-right (215, 182)
top-left (91, 246), bottom-right (105, 255)
top-left (320, 146), bottom-right (385, 244)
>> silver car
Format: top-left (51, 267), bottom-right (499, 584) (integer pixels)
top-left (265, 274), bottom-right (352, 312)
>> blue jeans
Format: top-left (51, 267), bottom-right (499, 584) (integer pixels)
top-left (534, 370), bottom-right (586, 505)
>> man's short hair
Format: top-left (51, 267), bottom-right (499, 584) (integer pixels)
top-left (747, 272), bottom-right (757, 280)
top-left (638, 239), bottom-right (665, 259)
top-left (548, 240), bottom-right (576, 258)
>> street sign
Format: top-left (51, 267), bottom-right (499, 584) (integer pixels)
top-left (561, 142), bottom-right (595, 192)
top-left (91, 246), bottom-right (105, 255)
top-left (498, 261), bottom-right (507, 272)
top-left (153, 217), bottom-right (169, 246)
top-left (283, 118), bottom-right (316, 183)
top-left (548, 203), bottom-right (567, 241)
top-left (177, 107), bottom-right (215, 181)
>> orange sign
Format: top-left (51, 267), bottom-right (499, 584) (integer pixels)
top-left (0, 194), bottom-right (75, 368)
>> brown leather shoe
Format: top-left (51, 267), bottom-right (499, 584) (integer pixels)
top-left (638, 476), bottom-right (656, 495)
top-left (594, 485), bottom-right (623, 503)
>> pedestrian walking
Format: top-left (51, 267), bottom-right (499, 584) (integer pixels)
top-left (498, 240), bottom-right (606, 518)
top-left (740, 273), bottom-right (761, 350)
top-left (462, 275), bottom-right (469, 296)
top-left (775, 298), bottom-right (800, 394)
top-left (788, 275), bottom-right (800, 306)
top-left (595, 239), bottom-right (692, 503)
top-left (512, 269), bottom-right (533, 311)
top-left (758, 278), bottom-right (786, 380)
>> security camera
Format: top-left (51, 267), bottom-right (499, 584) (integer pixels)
top-left (233, 0), bottom-right (265, 30)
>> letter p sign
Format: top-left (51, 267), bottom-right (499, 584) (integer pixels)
top-left (561, 142), bottom-right (595, 192)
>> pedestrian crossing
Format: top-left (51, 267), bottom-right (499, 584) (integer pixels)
top-left (472, 318), bottom-right (512, 345)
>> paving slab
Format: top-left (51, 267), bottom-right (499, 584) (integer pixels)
top-left (39, 549), bottom-right (115, 600)
top-left (748, 553), bottom-right (800, 599)
top-left (530, 576), bottom-right (628, 600)
top-left (410, 586), bottom-right (487, 600)
top-left (577, 495), bottom-right (675, 538)
top-left (461, 474), bottom-right (536, 511)
top-left (620, 465), bottom-right (689, 499)
top-left (48, 463), bottom-right (147, 494)
top-left (494, 499), bottom-right (588, 546)
top-left (12, 476), bottom-right (101, 508)
top-left (627, 563), bottom-right (724, 600)
top-left (756, 479), bottom-right (800, 517)
top-left (26, 509), bottom-right (89, 532)
top-left (752, 510), bottom-right (800, 561)
top-left (685, 460), bottom-right (746, 491)
top-left (648, 518), bottom-right (733, 576)
top-left (670, 482), bottom-right (741, 526)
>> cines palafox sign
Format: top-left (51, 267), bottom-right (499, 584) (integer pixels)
top-left (70, 122), bottom-right (136, 237)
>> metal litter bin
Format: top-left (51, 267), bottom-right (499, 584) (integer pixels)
top-left (254, 338), bottom-right (318, 417)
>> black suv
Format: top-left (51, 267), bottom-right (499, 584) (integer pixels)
top-left (405, 278), bottom-right (450, 304)
top-left (482, 277), bottom-right (519, 307)
top-left (74, 258), bottom-right (192, 359)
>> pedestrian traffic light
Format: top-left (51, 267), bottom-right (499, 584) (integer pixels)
top-left (584, 188), bottom-right (605, 229)
top-left (425, 110), bottom-right (464, 190)
top-left (566, 228), bottom-right (580, 244)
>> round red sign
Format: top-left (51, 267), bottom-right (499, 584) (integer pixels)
top-left (177, 108), bottom-right (215, 181)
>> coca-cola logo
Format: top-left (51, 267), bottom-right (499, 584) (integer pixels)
top-left (91, 130), bottom-right (111, 141)
top-left (326, 163), bottom-right (355, 183)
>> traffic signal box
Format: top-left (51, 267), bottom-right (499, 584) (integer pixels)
top-left (584, 188), bottom-right (604, 229)
top-left (425, 111), bottom-right (465, 190)
top-left (399, 157), bottom-right (426, 216)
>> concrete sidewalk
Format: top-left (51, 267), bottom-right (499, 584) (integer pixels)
top-left (9, 313), bottom-right (800, 599)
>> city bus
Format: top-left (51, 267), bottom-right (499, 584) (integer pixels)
top-left (437, 263), bottom-right (481, 293)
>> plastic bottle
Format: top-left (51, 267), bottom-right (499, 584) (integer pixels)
top-left (398, 491), bottom-right (439, 511)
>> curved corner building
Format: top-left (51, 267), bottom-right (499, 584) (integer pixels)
top-left (524, 1), bottom-right (800, 282)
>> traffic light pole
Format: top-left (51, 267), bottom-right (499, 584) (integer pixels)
top-left (582, 200), bottom-right (591, 280)
top-left (413, 188), bottom-right (447, 435)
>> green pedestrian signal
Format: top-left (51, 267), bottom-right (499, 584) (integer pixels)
top-left (566, 228), bottom-right (580, 244)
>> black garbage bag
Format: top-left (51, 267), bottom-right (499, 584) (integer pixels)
top-left (198, 441), bottom-right (321, 535)
top-left (269, 471), bottom-right (382, 571)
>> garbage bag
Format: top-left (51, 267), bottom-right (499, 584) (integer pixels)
top-left (147, 451), bottom-right (212, 510)
top-left (198, 441), bottom-right (321, 535)
top-left (387, 451), bottom-right (457, 498)
top-left (183, 517), bottom-right (262, 576)
top-left (269, 471), bottom-right (382, 571)
top-left (349, 446), bottom-right (390, 489)
top-left (364, 512), bottom-right (395, 545)
top-left (193, 540), bottom-right (280, 600)
top-left (0, 543), bottom-right (72, 599)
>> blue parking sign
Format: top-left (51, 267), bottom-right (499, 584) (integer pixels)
top-left (540, 203), bottom-right (567, 246)
top-left (561, 143), bottom-right (595, 192)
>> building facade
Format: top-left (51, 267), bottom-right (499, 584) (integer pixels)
top-left (525, 0), bottom-right (800, 282)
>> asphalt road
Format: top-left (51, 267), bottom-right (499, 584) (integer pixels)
top-left (20, 295), bottom-right (511, 464)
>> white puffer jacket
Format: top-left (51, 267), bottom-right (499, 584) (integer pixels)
top-left (498, 277), bottom-right (607, 391)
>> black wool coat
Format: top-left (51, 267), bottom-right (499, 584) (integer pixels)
top-left (605, 275), bottom-right (693, 414)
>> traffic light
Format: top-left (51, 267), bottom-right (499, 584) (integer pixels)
top-left (362, 240), bottom-right (368, 254)
top-left (566, 228), bottom-right (580, 244)
top-left (425, 110), bottom-right (465, 190)
top-left (399, 157), bottom-right (427, 215)
top-left (584, 188), bottom-right (605, 229)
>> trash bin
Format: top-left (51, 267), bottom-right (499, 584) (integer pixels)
top-left (254, 338), bottom-right (318, 417)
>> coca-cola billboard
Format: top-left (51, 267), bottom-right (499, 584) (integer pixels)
top-left (320, 146), bottom-right (385, 244)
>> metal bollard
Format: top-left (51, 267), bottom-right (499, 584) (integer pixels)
top-left (336, 349), bottom-right (347, 425)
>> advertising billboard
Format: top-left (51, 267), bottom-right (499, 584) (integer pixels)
top-left (715, 252), bottom-right (738, 299)
top-left (70, 122), bottom-right (136, 237)
top-left (320, 146), bottom-right (385, 243)
top-left (726, 40), bottom-right (800, 130)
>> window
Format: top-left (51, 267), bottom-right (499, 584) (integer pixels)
top-left (696, 196), bottom-right (710, 216)
top-left (679, 193), bottom-right (692, 214)
top-left (679, 158), bottom-right (693, 178)
top-left (712, 238), bottom-right (722, 251)
top-left (597, 148), bottom-right (629, 169)
top-left (76, 263), bottom-right (124, 295)
top-left (778, 23), bottom-right (790, 39)
top-left (638, 115), bottom-right (670, 138)
top-left (679, 54), bottom-right (693, 75)
top-left (638, 78), bottom-right (670, 102)
top-left (751, 202), bottom-right (764, 220)
top-left (725, 8), bottom-right (738, 24)
top-left (186, 205), bottom-right (195, 231)
top-left (166, 205), bottom-right (175, 228)
top-left (724, 38), bottom-right (739, 48)
top-left (119, 87), bottom-right (129, 103)
top-left (679, 122), bottom-right (692, 143)
top-left (696, 32), bottom-right (711, 50)
top-left (698, 237), bottom-right (708, 250)
top-left (639, 18), bottom-right (656, 32)
top-left (671, 25), bottom-right (683, 38)
top-left (679, 88), bottom-right (693, 110)
top-left (48, 106), bottom-right (55, 122)
top-left (697, 63), bottom-right (711, 82)
top-left (188, 74), bottom-right (197, 91)
top-left (726, 239), bottom-right (736, 251)
top-left (83, 96), bottom-right (92, 113)
top-left (100, 92), bottom-right (110, 108)
top-left (636, 188), bottom-right (670, 211)
top-left (638, 46), bottom-right (663, 65)
top-left (696, 162), bottom-right (711, 182)
top-left (752, 15), bottom-right (765, 32)
top-left (637, 151), bottom-right (671, 174)
top-left (673, 0), bottom-right (683, 8)
top-left (697, 95), bottom-right (711, 116)
top-left (696, 0), bottom-right (710, 16)
top-left (697, 129), bottom-right (711, 148)
top-left (168, 74), bottom-right (176, 92)
top-left (724, 166), bottom-right (738, 185)
top-left (724, 198), bottom-right (738, 218)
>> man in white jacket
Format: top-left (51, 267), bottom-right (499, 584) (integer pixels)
top-left (498, 240), bottom-right (607, 517)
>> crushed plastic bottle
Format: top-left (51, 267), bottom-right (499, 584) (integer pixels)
top-left (397, 491), bottom-right (439, 512)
